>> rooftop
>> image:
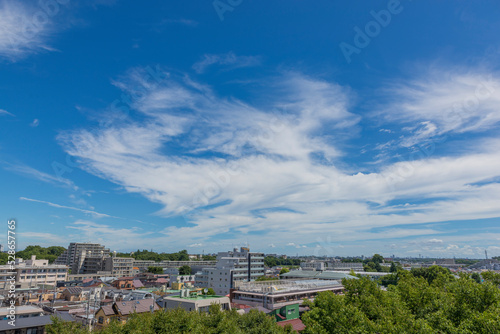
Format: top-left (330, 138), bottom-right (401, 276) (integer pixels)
top-left (234, 278), bottom-right (344, 294)
top-left (164, 294), bottom-right (226, 301)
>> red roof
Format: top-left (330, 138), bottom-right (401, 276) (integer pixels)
top-left (276, 319), bottom-right (306, 332)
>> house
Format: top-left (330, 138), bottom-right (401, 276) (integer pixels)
top-left (0, 312), bottom-right (75, 334)
top-left (62, 287), bottom-right (83, 301)
top-left (94, 299), bottom-right (160, 329)
top-left (112, 277), bottom-right (135, 290)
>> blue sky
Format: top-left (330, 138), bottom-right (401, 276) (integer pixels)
top-left (1, 0), bottom-right (500, 258)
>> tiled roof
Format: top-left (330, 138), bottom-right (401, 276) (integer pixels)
top-left (276, 318), bottom-right (306, 332)
top-left (101, 305), bottom-right (115, 316)
top-left (115, 299), bottom-right (160, 315)
top-left (133, 280), bottom-right (144, 288)
top-left (65, 287), bottom-right (83, 295)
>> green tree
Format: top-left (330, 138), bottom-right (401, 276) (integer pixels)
top-left (179, 265), bottom-right (192, 275)
top-left (279, 268), bottom-right (290, 276)
top-left (206, 288), bottom-right (216, 295)
top-left (471, 272), bottom-right (481, 284)
top-left (46, 316), bottom-right (88, 334)
top-left (147, 266), bottom-right (163, 274)
top-left (371, 253), bottom-right (384, 264)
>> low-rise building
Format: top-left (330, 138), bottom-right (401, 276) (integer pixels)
top-left (231, 279), bottom-right (345, 310)
top-left (300, 261), bottom-right (325, 271)
top-left (112, 277), bottom-right (135, 290)
top-left (159, 290), bottom-right (231, 312)
top-left (0, 256), bottom-right (68, 289)
top-left (94, 299), bottom-right (160, 330)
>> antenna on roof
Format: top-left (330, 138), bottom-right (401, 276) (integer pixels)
top-left (485, 250), bottom-right (488, 260)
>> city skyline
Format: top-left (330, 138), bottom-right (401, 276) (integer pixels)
top-left (1, 1), bottom-right (500, 258)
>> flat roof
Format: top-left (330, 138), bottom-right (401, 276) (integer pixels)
top-left (164, 294), bottom-right (226, 301)
top-left (0, 305), bottom-right (45, 317)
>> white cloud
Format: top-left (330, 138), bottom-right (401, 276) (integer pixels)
top-left (4, 163), bottom-right (76, 189)
top-left (192, 52), bottom-right (261, 74)
top-left (57, 68), bottom-right (500, 254)
top-left (30, 118), bottom-right (39, 127)
top-left (377, 68), bottom-right (500, 147)
top-left (188, 243), bottom-right (203, 247)
top-left (20, 197), bottom-right (116, 219)
top-left (0, 108), bottom-right (13, 116)
top-left (0, 1), bottom-right (59, 59)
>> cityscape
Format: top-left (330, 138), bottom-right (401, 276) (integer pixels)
top-left (2, 0), bottom-right (500, 333)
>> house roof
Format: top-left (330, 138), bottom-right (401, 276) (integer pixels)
top-left (65, 287), bottom-right (83, 295)
top-left (0, 312), bottom-right (74, 331)
top-left (115, 299), bottom-right (160, 315)
top-left (276, 318), bottom-right (306, 332)
top-left (133, 280), bottom-right (144, 288)
top-left (100, 305), bottom-right (115, 316)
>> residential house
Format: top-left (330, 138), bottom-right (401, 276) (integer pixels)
top-left (94, 299), bottom-right (160, 330)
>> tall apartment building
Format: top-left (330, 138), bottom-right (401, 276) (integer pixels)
top-left (0, 255), bottom-right (68, 289)
top-left (195, 247), bottom-right (265, 295)
top-left (55, 242), bottom-right (110, 274)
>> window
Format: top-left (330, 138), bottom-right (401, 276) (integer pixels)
top-left (288, 309), bottom-right (295, 315)
top-left (98, 317), bottom-right (104, 324)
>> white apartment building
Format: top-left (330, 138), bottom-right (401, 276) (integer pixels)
top-left (55, 242), bottom-right (110, 274)
top-left (0, 255), bottom-right (68, 289)
top-left (195, 247), bottom-right (265, 296)
top-left (104, 257), bottom-right (135, 277)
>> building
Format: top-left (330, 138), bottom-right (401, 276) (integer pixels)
top-left (0, 306), bottom-right (75, 334)
top-left (104, 257), bottom-right (135, 277)
top-left (159, 260), bottom-right (216, 268)
top-left (132, 260), bottom-right (157, 272)
top-left (0, 255), bottom-right (68, 289)
top-left (55, 243), bottom-right (110, 275)
top-left (300, 261), bottom-right (325, 271)
top-left (169, 274), bottom-right (196, 287)
top-left (94, 299), bottom-right (160, 330)
top-left (270, 303), bottom-right (306, 332)
top-left (159, 290), bottom-right (231, 312)
top-left (231, 279), bottom-right (344, 310)
top-left (195, 247), bottom-right (265, 296)
top-left (280, 270), bottom-right (358, 281)
top-left (111, 277), bottom-right (136, 290)
top-left (327, 262), bottom-right (364, 271)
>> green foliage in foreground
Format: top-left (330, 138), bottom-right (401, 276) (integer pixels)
top-left (302, 267), bottom-right (500, 334)
top-left (47, 306), bottom-right (295, 334)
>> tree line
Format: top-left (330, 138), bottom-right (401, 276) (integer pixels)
top-left (0, 245), bottom-right (65, 264)
top-left (264, 256), bottom-right (301, 267)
